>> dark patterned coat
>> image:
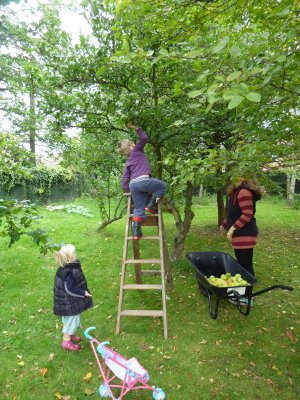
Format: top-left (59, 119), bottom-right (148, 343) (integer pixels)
top-left (53, 260), bottom-right (93, 316)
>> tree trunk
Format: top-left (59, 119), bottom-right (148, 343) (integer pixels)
top-left (29, 89), bottom-right (36, 163)
top-left (198, 184), bottom-right (204, 198)
top-left (217, 189), bottom-right (226, 227)
top-left (286, 172), bottom-right (296, 206)
top-left (165, 181), bottom-right (195, 261)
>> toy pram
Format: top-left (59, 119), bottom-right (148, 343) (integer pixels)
top-left (84, 327), bottom-right (166, 400)
top-left (186, 251), bottom-right (293, 319)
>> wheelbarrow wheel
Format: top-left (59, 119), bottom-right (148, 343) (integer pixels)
top-left (152, 388), bottom-right (166, 400)
top-left (99, 383), bottom-right (110, 397)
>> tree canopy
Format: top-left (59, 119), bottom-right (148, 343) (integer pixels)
top-left (0, 0), bottom-right (299, 258)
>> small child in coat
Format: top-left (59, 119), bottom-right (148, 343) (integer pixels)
top-left (118, 123), bottom-right (167, 239)
top-left (53, 244), bottom-right (93, 351)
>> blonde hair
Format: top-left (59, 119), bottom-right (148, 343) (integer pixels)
top-left (117, 139), bottom-right (134, 156)
top-left (54, 244), bottom-right (76, 266)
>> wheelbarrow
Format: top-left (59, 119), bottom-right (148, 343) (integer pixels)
top-left (186, 251), bottom-right (293, 319)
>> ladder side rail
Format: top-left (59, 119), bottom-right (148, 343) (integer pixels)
top-left (116, 195), bottom-right (132, 334)
top-left (133, 241), bottom-right (142, 284)
top-left (157, 201), bottom-right (168, 339)
top-left (161, 215), bottom-right (173, 290)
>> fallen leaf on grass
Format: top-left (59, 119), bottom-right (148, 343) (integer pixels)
top-left (48, 353), bottom-right (55, 361)
top-left (55, 392), bottom-right (62, 400)
top-left (40, 368), bottom-right (48, 377)
top-left (271, 365), bottom-right (282, 375)
top-left (82, 372), bottom-right (92, 382)
top-left (286, 330), bottom-right (296, 342)
top-left (249, 361), bottom-right (256, 367)
top-left (18, 361), bottom-right (25, 367)
top-left (266, 378), bottom-right (275, 385)
top-left (83, 388), bottom-right (97, 395)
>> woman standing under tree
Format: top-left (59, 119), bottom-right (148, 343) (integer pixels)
top-left (220, 176), bottom-right (265, 303)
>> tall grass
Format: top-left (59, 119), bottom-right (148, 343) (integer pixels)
top-left (0, 196), bottom-right (299, 400)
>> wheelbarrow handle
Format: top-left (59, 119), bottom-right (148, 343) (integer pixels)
top-left (84, 326), bottom-right (96, 340)
top-left (252, 284), bottom-right (293, 297)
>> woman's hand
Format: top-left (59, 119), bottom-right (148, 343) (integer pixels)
top-left (220, 225), bottom-right (225, 234)
top-left (127, 122), bottom-right (138, 130)
top-left (227, 226), bottom-right (236, 241)
top-left (85, 291), bottom-right (92, 297)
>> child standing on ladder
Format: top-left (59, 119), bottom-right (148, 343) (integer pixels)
top-left (118, 123), bottom-right (167, 240)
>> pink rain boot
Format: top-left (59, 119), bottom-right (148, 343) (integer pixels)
top-left (62, 340), bottom-right (80, 351)
top-left (71, 335), bottom-right (81, 343)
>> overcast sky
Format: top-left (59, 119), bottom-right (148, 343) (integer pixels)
top-left (7, 0), bottom-right (92, 40)
top-left (1, 0), bottom-right (92, 133)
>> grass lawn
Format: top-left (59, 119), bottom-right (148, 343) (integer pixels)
top-left (0, 196), bottom-right (299, 400)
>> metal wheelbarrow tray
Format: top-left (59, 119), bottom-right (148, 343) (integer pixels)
top-left (186, 251), bottom-right (293, 319)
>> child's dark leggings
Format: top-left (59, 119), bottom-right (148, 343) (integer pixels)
top-left (234, 248), bottom-right (255, 277)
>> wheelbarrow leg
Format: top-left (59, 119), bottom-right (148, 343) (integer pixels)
top-left (207, 292), bottom-right (221, 319)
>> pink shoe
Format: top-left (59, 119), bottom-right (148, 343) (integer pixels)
top-left (71, 335), bottom-right (81, 343)
top-left (62, 340), bottom-right (80, 351)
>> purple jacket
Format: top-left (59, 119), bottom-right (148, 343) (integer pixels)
top-left (121, 128), bottom-right (151, 192)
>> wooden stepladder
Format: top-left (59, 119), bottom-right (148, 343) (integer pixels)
top-left (116, 194), bottom-right (173, 339)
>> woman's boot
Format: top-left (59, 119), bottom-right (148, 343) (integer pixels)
top-left (132, 216), bottom-right (143, 240)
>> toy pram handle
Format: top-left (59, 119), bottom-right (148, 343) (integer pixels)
top-left (97, 341), bottom-right (110, 356)
top-left (84, 326), bottom-right (97, 340)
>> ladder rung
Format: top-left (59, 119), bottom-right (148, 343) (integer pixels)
top-left (141, 270), bottom-right (162, 276)
top-left (125, 259), bottom-right (161, 264)
top-left (121, 310), bottom-right (164, 317)
top-left (122, 284), bottom-right (162, 290)
top-left (127, 235), bottom-right (160, 240)
top-left (130, 213), bottom-right (159, 217)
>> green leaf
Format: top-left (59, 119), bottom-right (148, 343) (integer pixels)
top-left (263, 75), bottom-right (272, 84)
top-left (276, 55), bottom-right (286, 63)
top-left (287, 29), bottom-right (297, 40)
top-left (197, 70), bottom-right (209, 82)
top-left (188, 90), bottom-right (202, 98)
top-left (250, 67), bottom-right (264, 75)
top-left (227, 95), bottom-right (244, 109)
top-left (184, 49), bottom-right (202, 58)
top-left (212, 36), bottom-right (229, 54)
top-left (245, 92), bottom-right (261, 103)
top-left (276, 6), bottom-right (290, 16)
top-left (229, 45), bottom-right (241, 57)
top-left (95, 66), bottom-right (107, 77)
top-left (159, 48), bottom-right (169, 56)
top-left (173, 81), bottom-right (182, 96)
top-left (226, 71), bottom-right (242, 81)
top-left (173, 120), bottom-right (184, 126)
top-left (122, 39), bottom-right (130, 53)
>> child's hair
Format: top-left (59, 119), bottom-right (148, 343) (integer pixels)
top-left (227, 175), bottom-right (266, 199)
top-left (55, 244), bottom-right (76, 266)
top-left (117, 139), bottom-right (134, 156)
